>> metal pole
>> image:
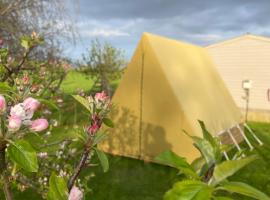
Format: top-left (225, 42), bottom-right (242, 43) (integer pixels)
top-left (236, 124), bottom-right (253, 150)
top-left (244, 123), bottom-right (263, 146)
top-left (217, 131), bottom-right (230, 160)
top-left (245, 88), bottom-right (249, 122)
top-left (227, 128), bottom-right (243, 154)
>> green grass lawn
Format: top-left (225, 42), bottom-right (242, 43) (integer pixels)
top-left (60, 70), bottom-right (121, 94)
top-left (86, 156), bottom-right (178, 200)
top-left (60, 70), bottom-right (95, 94)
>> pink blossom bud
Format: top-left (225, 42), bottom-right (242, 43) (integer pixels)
top-left (30, 119), bottom-right (48, 132)
top-left (68, 186), bottom-right (83, 200)
top-left (23, 97), bottom-right (40, 112)
top-left (22, 75), bottom-right (30, 85)
top-left (19, 85), bottom-right (24, 92)
top-left (94, 91), bottom-right (108, 102)
top-left (8, 115), bottom-right (22, 131)
top-left (0, 95), bottom-right (6, 112)
top-left (30, 85), bottom-right (39, 93)
top-left (87, 122), bottom-right (101, 136)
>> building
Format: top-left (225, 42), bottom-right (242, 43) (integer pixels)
top-left (206, 34), bottom-right (270, 122)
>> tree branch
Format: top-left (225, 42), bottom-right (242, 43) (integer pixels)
top-left (1, 46), bottom-right (34, 82)
top-left (67, 139), bottom-right (92, 192)
top-left (0, 146), bottom-right (13, 200)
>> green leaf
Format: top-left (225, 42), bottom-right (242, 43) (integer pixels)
top-left (192, 136), bottom-right (216, 167)
top-left (0, 48), bottom-right (8, 59)
top-left (36, 98), bottom-right (59, 111)
top-left (214, 197), bottom-right (233, 200)
top-left (155, 150), bottom-right (199, 179)
top-left (102, 118), bottom-right (114, 128)
top-left (191, 157), bottom-right (205, 171)
top-left (216, 182), bottom-right (270, 200)
top-left (198, 120), bottom-right (215, 145)
top-left (198, 120), bottom-right (222, 162)
top-left (93, 131), bottom-right (109, 146)
top-left (0, 82), bottom-right (14, 93)
top-left (72, 95), bottom-right (90, 112)
top-left (47, 172), bottom-right (68, 200)
top-left (198, 163), bottom-right (209, 178)
top-left (212, 155), bottom-right (258, 185)
top-left (21, 38), bottom-right (29, 49)
top-left (232, 149), bottom-right (247, 160)
top-left (7, 140), bottom-right (38, 172)
top-left (164, 180), bottom-right (213, 200)
top-left (95, 149), bottom-right (109, 172)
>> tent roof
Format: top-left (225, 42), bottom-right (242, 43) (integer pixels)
top-left (141, 32), bottom-right (242, 134)
top-left (206, 33), bottom-right (270, 49)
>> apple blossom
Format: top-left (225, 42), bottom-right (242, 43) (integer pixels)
top-left (68, 186), bottom-right (83, 200)
top-left (0, 95), bottom-right (6, 113)
top-left (10, 103), bottom-right (33, 121)
top-left (8, 115), bottom-right (22, 131)
top-left (23, 97), bottom-right (40, 112)
top-left (30, 119), bottom-right (49, 132)
top-left (94, 91), bottom-right (108, 102)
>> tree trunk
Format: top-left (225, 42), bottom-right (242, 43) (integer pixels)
top-left (100, 76), bottom-right (111, 97)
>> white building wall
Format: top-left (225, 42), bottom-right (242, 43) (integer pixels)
top-left (207, 35), bottom-right (270, 121)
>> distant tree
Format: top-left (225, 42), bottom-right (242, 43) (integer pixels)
top-left (0, 0), bottom-right (76, 54)
top-left (80, 39), bottom-right (126, 96)
top-left (0, 0), bottom-right (76, 93)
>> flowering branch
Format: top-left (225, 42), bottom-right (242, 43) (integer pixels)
top-left (67, 91), bottom-right (112, 199)
top-left (67, 139), bottom-right (92, 191)
top-left (2, 42), bottom-right (35, 83)
top-left (0, 94), bottom-right (49, 200)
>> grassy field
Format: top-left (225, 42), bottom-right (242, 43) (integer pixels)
top-left (86, 156), bottom-right (178, 200)
top-left (60, 70), bottom-right (95, 94)
top-left (60, 70), bottom-right (121, 94)
top-left (1, 71), bottom-right (270, 200)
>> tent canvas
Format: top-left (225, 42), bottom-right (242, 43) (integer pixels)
top-left (99, 33), bottom-right (242, 162)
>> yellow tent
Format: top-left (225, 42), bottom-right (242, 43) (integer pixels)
top-left (99, 33), bottom-right (243, 162)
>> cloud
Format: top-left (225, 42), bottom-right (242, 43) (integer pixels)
top-left (75, 19), bottom-right (132, 38)
top-left (80, 28), bottom-right (130, 37)
top-left (64, 0), bottom-right (270, 59)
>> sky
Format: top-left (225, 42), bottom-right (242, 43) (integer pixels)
top-left (63, 0), bottom-right (270, 60)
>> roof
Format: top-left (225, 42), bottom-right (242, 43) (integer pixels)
top-left (206, 34), bottom-right (270, 49)
top-left (143, 32), bottom-right (205, 50)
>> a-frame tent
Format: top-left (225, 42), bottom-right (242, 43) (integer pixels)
top-left (99, 33), bottom-right (243, 162)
